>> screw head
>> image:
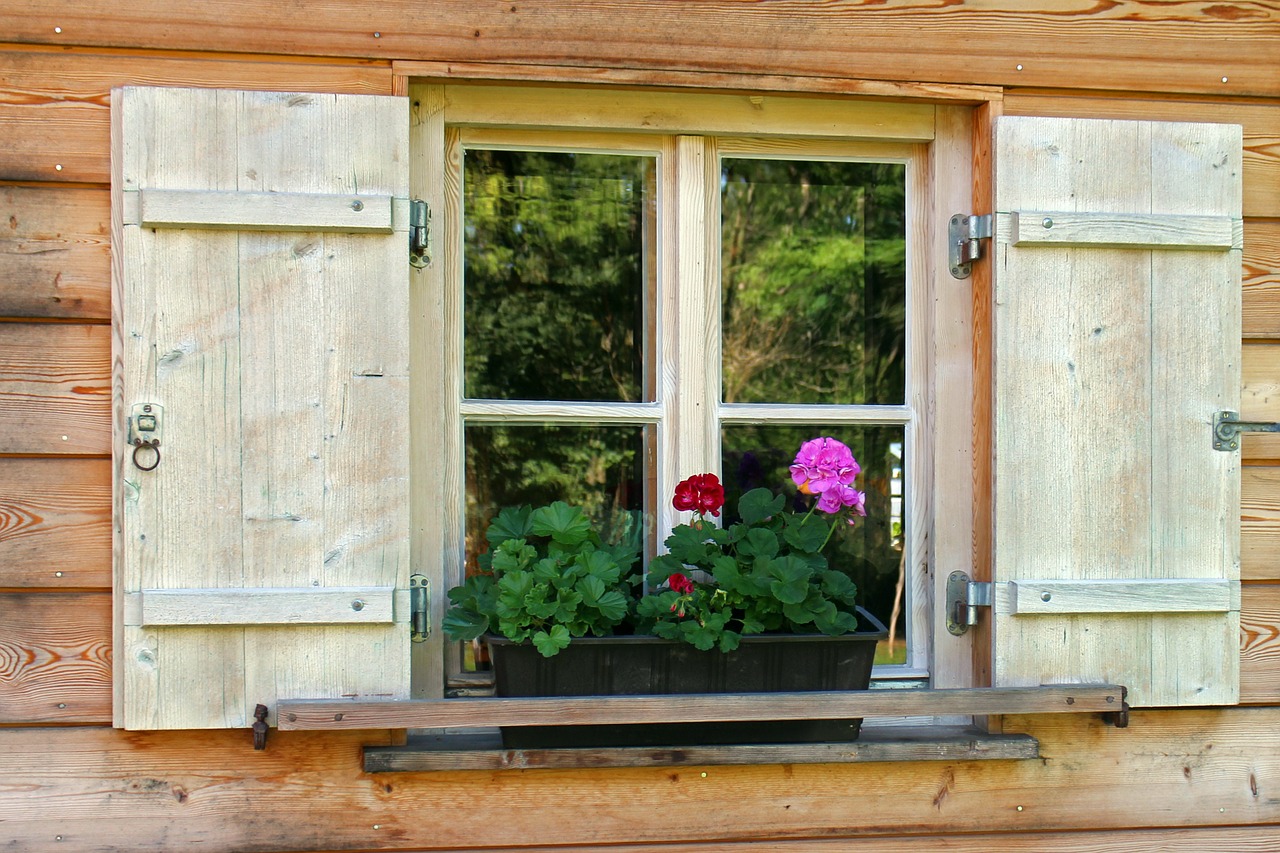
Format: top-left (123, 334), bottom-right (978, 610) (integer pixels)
top-left (1041, 592), bottom-right (1052, 602)
top-left (1042, 217), bottom-right (1054, 229)
top-left (351, 599), bottom-right (365, 611)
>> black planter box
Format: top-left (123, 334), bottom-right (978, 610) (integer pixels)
top-left (487, 607), bottom-right (888, 748)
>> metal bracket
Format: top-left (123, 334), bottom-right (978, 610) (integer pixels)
top-left (1213, 410), bottom-right (1280, 451)
top-left (946, 571), bottom-right (993, 636)
top-left (949, 213), bottom-right (993, 280)
top-left (252, 703), bottom-right (269, 750)
top-left (409, 199), bottom-right (431, 268)
top-left (410, 574), bottom-right (430, 643)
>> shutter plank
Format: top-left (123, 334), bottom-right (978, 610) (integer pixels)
top-left (135, 189), bottom-right (394, 232)
top-left (114, 87), bottom-right (410, 729)
top-left (992, 116), bottom-right (1242, 707)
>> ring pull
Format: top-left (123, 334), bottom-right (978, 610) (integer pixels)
top-left (132, 438), bottom-right (161, 472)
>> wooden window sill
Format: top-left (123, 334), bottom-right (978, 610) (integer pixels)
top-left (363, 726), bottom-right (1040, 772)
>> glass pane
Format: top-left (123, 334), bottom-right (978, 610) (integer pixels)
top-left (721, 158), bottom-right (907, 405)
top-left (464, 149), bottom-right (656, 402)
top-left (465, 424), bottom-right (649, 575)
top-left (721, 424), bottom-right (907, 664)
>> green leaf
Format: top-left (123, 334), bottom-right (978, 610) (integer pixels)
top-left (820, 569), bottom-right (858, 603)
top-left (738, 488), bottom-right (785, 525)
top-left (486, 506), bottom-right (533, 547)
top-left (530, 501), bottom-right (592, 546)
top-left (593, 590), bottom-right (629, 622)
top-left (577, 549), bottom-right (621, 584)
top-left (490, 540), bottom-right (536, 573)
top-left (783, 514), bottom-right (829, 553)
top-left (664, 523), bottom-right (711, 564)
top-left (579, 573), bottom-right (607, 605)
top-left (532, 624), bottom-right (571, 657)
top-left (441, 606), bottom-right (490, 642)
top-left (767, 557), bottom-right (812, 605)
top-left (739, 527), bottom-right (780, 559)
top-left (718, 630), bottom-right (742, 653)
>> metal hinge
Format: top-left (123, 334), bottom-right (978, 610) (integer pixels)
top-left (948, 213), bottom-right (993, 280)
top-left (946, 571), bottom-right (993, 636)
top-left (1213, 410), bottom-right (1280, 451)
top-left (410, 574), bottom-right (430, 642)
top-left (409, 199), bottom-right (431, 269)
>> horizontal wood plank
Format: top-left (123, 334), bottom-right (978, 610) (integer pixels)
top-left (125, 587), bottom-right (404, 626)
top-left (1244, 467), bottom-right (1280, 581)
top-left (1003, 93), bottom-right (1280, 219)
top-left (1005, 579), bottom-right (1238, 615)
top-left (0, 186), bottom-right (110, 320)
top-left (6, 710), bottom-right (1280, 848)
top-left (0, 47), bottom-right (392, 183)
top-left (1007, 211), bottom-right (1239, 249)
top-left (0, 592), bottom-right (111, 723)
top-left (278, 685), bottom-right (1126, 731)
top-left (364, 726), bottom-right (1040, 772)
top-left (133, 189), bottom-right (396, 232)
top-left (1243, 342), bottom-right (1280, 462)
top-left (0, 457), bottom-right (110, 588)
top-left (0, 322), bottom-right (109, 454)
top-left (1241, 582), bottom-right (1280, 705)
top-left (1, 3), bottom-right (1277, 97)
top-left (1244, 219), bottom-right (1280, 339)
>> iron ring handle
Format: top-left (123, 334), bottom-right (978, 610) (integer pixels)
top-left (132, 439), bottom-right (161, 472)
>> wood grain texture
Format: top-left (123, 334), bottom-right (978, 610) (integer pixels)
top-left (279, 685), bottom-right (1125, 731)
top-left (0, 457), bottom-right (110, 588)
top-left (0, 46), bottom-right (392, 183)
top-left (0, 592), bottom-right (111, 723)
top-left (115, 87), bottom-right (412, 730)
top-left (1243, 342), bottom-right (1280, 461)
top-left (1, 2), bottom-right (1277, 96)
top-left (1003, 92), bottom-right (1280, 219)
top-left (0, 322), bottom-right (109, 454)
top-left (1241, 582), bottom-right (1280, 704)
top-left (1245, 219), bottom-right (1280, 339)
top-left (1244, 466), bottom-right (1280, 580)
top-left (5, 710), bottom-right (1280, 849)
top-left (993, 116), bottom-right (1243, 707)
top-left (0, 186), bottom-right (110, 320)
top-left (364, 727), bottom-right (1041, 772)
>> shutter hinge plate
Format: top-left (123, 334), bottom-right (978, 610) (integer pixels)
top-left (949, 213), bottom-right (993, 280)
top-left (410, 574), bottom-right (430, 643)
top-left (946, 570), bottom-right (993, 636)
top-left (1213, 410), bottom-right (1280, 451)
top-left (409, 199), bottom-right (431, 269)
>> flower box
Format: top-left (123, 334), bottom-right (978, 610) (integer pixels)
top-left (487, 606), bottom-right (888, 748)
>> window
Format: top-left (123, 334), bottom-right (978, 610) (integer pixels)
top-left (409, 85), bottom-right (966, 694)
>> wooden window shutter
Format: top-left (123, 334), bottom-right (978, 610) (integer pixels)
top-left (112, 87), bottom-right (411, 729)
top-left (991, 116), bottom-right (1243, 708)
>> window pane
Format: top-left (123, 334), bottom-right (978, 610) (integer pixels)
top-left (465, 424), bottom-right (649, 574)
top-left (464, 150), bottom-right (656, 402)
top-left (721, 424), bottom-right (907, 664)
top-left (721, 159), bottom-right (906, 405)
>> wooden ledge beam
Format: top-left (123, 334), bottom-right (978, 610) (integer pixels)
top-left (277, 684), bottom-right (1125, 731)
top-left (363, 726), bottom-right (1040, 772)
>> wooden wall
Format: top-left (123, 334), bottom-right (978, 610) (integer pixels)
top-left (2, 3), bottom-right (1279, 850)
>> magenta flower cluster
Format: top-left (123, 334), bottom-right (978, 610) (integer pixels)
top-left (789, 436), bottom-right (868, 518)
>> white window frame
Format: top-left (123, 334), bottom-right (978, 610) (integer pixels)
top-left (408, 83), bottom-right (978, 699)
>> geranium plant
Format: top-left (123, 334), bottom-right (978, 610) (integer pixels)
top-left (442, 501), bottom-right (640, 657)
top-left (635, 437), bottom-right (868, 652)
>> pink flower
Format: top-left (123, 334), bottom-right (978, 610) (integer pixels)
top-left (790, 437), bottom-right (861, 496)
top-left (668, 573), bottom-right (695, 595)
top-left (816, 484), bottom-right (866, 515)
top-left (673, 473), bottom-right (725, 517)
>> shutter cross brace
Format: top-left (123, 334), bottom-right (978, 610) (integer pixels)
top-left (1213, 410), bottom-right (1280, 451)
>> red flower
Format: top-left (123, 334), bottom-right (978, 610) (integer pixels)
top-left (672, 473), bottom-right (725, 517)
top-left (668, 573), bottom-right (695, 595)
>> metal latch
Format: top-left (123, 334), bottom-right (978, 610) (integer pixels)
top-left (409, 199), bottom-right (431, 269)
top-left (410, 574), bottom-right (430, 642)
top-left (1213, 410), bottom-right (1280, 451)
top-left (128, 403), bottom-right (163, 472)
top-left (946, 571), bottom-right (993, 636)
top-left (949, 213), bottom-right (993, 280)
